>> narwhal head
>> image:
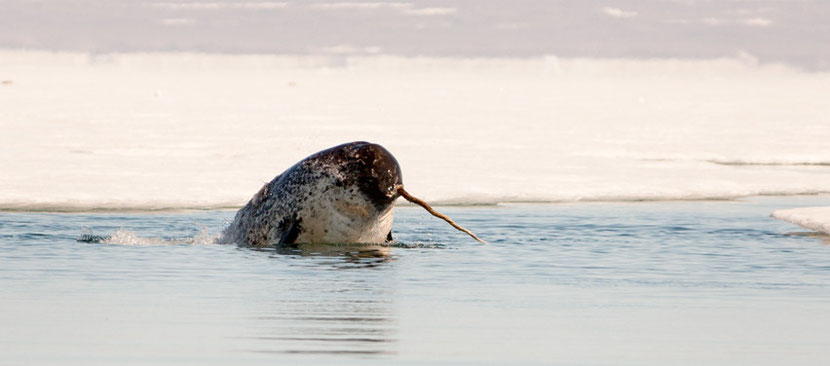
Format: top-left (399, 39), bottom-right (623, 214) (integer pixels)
top-left (303, 141), bottom-right (485, 244)
top-left (324, 141), bottom-right (403, 209)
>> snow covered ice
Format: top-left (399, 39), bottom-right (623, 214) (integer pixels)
top-left (1, 50), bottom-right (829, 214)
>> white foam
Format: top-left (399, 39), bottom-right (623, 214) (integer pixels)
top-left (2, 50), bottom-right (830, 210)
top-left (91, 227), bottom-right (220, 246)
top-left (772, 207), bottom-right (830, 235)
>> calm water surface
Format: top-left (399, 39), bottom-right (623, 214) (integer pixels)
top-left (2, 197), bottom-right (830, 365)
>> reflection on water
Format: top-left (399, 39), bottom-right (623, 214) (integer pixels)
top-left (242, 244), bottom-right (398, 356)
top-left (786, 231), bottom-right (830, 245)
top-left (271, 243), bottom-right (392, 261)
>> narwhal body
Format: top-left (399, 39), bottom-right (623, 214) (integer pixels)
top-left (217, 141), bottom-right (402, 247)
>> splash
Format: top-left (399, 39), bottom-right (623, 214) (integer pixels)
top-left (77, 227), bottom-right (220, 246)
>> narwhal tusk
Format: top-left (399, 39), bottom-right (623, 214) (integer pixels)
top-left (396, 185), bottom-right (487, 244)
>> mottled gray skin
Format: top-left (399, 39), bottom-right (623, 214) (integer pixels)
top-left (217, 141), bottom-right (403, 247)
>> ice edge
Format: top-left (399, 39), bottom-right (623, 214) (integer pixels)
top-left (772, 206), bottom-right (830, 235)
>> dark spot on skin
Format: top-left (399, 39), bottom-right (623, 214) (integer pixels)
top-left (76, 234), bottom-right (110, 243)
top-left (278, 214), bottom-right (302, 245)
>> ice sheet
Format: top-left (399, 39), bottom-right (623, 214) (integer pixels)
top-left (2, 50), bottom-right (829, 210)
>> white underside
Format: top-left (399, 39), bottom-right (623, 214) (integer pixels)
top-left (293, 182), bottom-right (394, 244)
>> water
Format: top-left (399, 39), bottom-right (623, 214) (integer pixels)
top-left (2, 197), bottom-right (830, 365)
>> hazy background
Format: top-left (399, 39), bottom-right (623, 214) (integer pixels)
top-left (2, 0), bottom-right (830, 70)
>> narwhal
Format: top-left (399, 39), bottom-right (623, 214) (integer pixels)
top-left (217, 141), bottom-right (485, 247)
